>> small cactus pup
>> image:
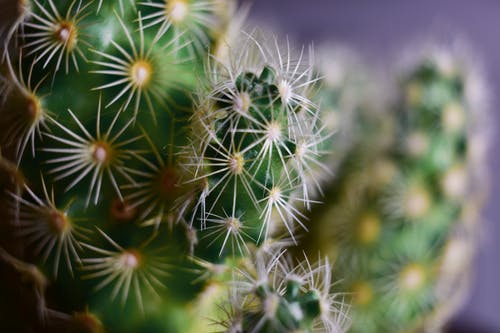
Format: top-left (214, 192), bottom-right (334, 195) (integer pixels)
top-left (174, 33), bottom-right (352, 333)
top-left (0, 0), bottom-right (244, 332)
top-left (228, 249), bottom-right (349, 333)
top-left (189, 242), bottom-right (351, 333)
top-left (183, 32), bottom-right (332, 256)
top-left (300, 42), bottom-right (490, 333)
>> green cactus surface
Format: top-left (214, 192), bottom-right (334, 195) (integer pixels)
top-left (0, 1), bottom-right (347, 333)
top-left (0, 2), bottom-right (490, 333)
top-left (300, 45), bottom-right (489, 333)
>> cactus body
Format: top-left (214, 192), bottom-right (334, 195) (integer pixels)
top-left (0, 2), bottom-right (490, 333)
top-left (301, 44), bottom-right (489, 333)
top-left (0, 2), bottom-right (346, 332)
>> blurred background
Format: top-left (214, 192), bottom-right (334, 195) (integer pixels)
top-left (243, 0), bottom-right (500, 332)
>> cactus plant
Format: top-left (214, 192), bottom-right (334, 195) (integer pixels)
top-left (300, 43), bottom-right (490, 333)
top-left (0, 2), bottom-right (491, 333)
top-left (184, 32), bottom-right (330, 249)
top-left (0, 1), bottom-right (347, 332)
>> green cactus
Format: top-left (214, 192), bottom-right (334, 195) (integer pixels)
top-left (0, 2), bottom-right (490, 333)
top-left (185, 241), bottom-right (350, 333)
top-left (0, 1), bottom-right (346, 332)
top-left (300, 44), bottom-right (489, 333)
top-left (183, 34), bottom-right (331, 254)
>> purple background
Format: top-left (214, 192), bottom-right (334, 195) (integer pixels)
top-left (244, 0), bottom-right (500, 331)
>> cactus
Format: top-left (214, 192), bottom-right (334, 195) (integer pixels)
top-left (185, 242), bottom-right (351, 333)
top-left (0, 1), bottom-right (346, 332)
top-left (0, 2), bottom-right (491, 333)
top-left (300, 43), bottom-right (490, 333)
top-left (184, 32), bottom-right (331, 250)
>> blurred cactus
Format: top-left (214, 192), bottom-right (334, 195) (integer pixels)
top-left (301, 43), bottom-right (490, 333)
top-left (0, 2), bottom-right (490, 333)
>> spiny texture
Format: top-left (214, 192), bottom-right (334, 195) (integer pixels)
top-left (184, 34), bottom-right (329, 255)
top-left (0, 1), bottom-right (346, 333)
top-left (223, 249), bottom-right (349, 333)
top-left (187, 242), bottom-right (350, 333)
top-left (0, 1), bottom-right (491, 333)
top-left (301, 43), bottom-right (490, 333)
